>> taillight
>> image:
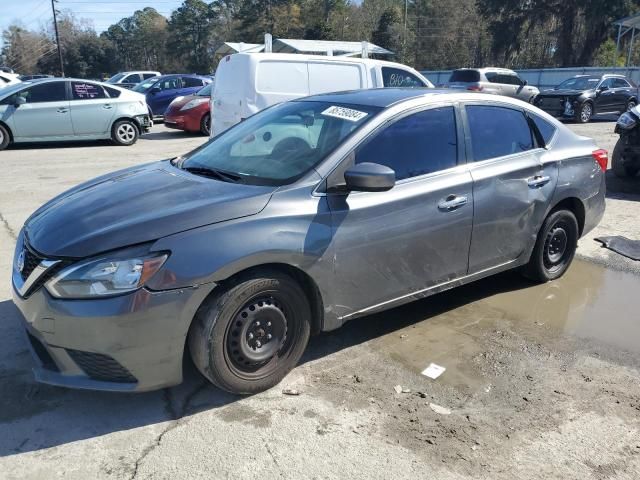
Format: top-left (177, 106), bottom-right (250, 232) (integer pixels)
top-left (592, 149), bottom-right (608, 172)
top-left (467, 85), bottom-right (483, 91)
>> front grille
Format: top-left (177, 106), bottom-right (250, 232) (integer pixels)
top-left (27, 331), bottom-right (60, 372)
top-left (67, 349), bottom-right (137, 383)
top-left (20, 248), bottom-right (43, 281)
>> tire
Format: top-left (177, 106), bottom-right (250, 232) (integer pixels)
top-left (523, 209), bottom-right (579, 283)
top-left (200, 112), bottom-right (211, 136)
top-left (626, 99), bottom-right (637, 112)
top-left (188, 269), bottom-right (311, 394)
top-left (612, 138), bottom-right (640, 178)
top-left (0, 123), bottom-right (9, 151)
top-left (111, 119), bottom-right (139, 146)
top-left (575, 102), bottom-right (593, 123)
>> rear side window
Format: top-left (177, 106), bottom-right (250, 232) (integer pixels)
top-left (182, 76), bottom-right (203, 88)
top-left (71, 82), bottom-right (106, 100)
top-left (450, 70), bottom-right (480, 83)
top-left (143, 73), bottom-right (156, 79)
top-left (381, 67), bottom-right (425, 87)
top-left (466, 105), bottom-right (533, 161)
top-left (529, 113), bottom-right (556, 146)
top-left (356, 106), bottom-right (458, 180)
top-left (158, 77), bottom-right (181, 90)
top-left (104, 86), bottom-right (122, 98)
top-left (613, 78), bottom-right (630, 88)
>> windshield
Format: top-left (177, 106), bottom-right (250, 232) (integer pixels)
top-left (133, 77), bottom-right (159, 93)
top-left (180, 101), bottom-right (381, 186)
top-left (196, 83), bottom-right (212, 96)
top-left (107, 73), bottom-right (126, 83)
top-left (556, 77), bottom-right (599, 90)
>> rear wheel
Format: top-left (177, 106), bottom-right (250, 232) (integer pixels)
top-left (111, 120), bottom-right (139, 146)
top-left (627, 99), bottom-right (637, 112)
top-left (188, 269), bottom-right (311, 394)
top-left (612, 138), bottom-right (640, 178)
top-left (200, 112), bottom-right (211, 136)
top-left (523, 209), bottom-right (579, 283)
top-left (576, 102), bottom-right (593, 123)
top-left (0, 124), bottom-right (9, 150)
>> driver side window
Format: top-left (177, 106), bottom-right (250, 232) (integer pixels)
top-left (355, 106), bottom-right (458, 180)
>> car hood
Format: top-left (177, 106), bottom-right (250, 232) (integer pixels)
top-left (168, 94), bottom-right (198, 109)
top-left (25, 161), bottom-right (275, 258)
top-left (539, 89), bottom-right (590, 97)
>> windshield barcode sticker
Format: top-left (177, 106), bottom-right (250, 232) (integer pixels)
top-left (322, 106), bottom-right (368, 122)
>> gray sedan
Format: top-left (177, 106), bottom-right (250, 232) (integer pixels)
top-left (0, 78), bottom-right (150, 150)
top-left (12, 89), bottom-right (606, 394)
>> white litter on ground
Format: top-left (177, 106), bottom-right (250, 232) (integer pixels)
top-left (429, 403), bottom-right (452, 415)
top-left (421, 363), bottom-right (446, 379)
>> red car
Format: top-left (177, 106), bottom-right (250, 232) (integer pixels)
top-left (164, 83), bottom-right (211, 135)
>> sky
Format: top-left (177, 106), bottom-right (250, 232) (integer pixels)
top-left (0, 0), bottom-right (185, 45)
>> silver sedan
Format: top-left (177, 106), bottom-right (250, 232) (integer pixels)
top-left (0, 78), bottom-right (150, 150)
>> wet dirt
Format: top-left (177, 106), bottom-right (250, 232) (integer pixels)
top-left (300, 259), bottom-right (640, 479)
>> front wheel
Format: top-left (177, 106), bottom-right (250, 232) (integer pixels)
top-left (111, 120), bottom-right (139, 146)
top-left (612, 138), bottom-right (640, 178)
top-left (0, 123), bottom-right (10, 150)
top-left (523, 209), bottom-right (579, 283)
top-left (575, 102), bottom-right (593, 123)
top-left (200, 112), bottom-right (211, 136)
top-left (188, 269), bottom-right (311, 394)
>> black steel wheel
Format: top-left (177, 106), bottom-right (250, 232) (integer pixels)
top-left (612, 139), bottom-right (640, 178)
top-left (188, 269), bottom-right (311, 394)
top-left (523, 209), bottom-right (578, 282)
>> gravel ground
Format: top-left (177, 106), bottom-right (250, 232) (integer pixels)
top-left (0, 122), bottom-right (639, 480)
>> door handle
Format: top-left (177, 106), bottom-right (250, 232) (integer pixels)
top-left (438, 195), bottom-right (468, 211)
top-left (527, 175), bottom-right (551, 188)
top-left (56, 108), bottom-right (68, 113)
top-left (103, 104), bottom-right (113, 109)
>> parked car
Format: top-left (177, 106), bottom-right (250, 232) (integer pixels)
top-left (534, 74), bottom-right (639, 123)
top-left (612, 105), bottom-right (640, 178)
top-left (12, 89), bottom-right (606, 394)
top-left (107, 71), bottom-right (161, 89)
top-left (133, 74), bottom-right (212, 119)
top-left (211, 53), bottom-right (434, 135)
top-left (18, 74), bottom-right (53, 81)
top-left (446, 68), bottom-right (539, 102)
top-left (0, 71), bottom-right (21, 89)
top-left (0, 78), bottom-right (150, 150)
top-left (164, 83), bottom-right (212, 135)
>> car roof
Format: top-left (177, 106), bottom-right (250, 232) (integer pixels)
top-left (454, 67), bottom-right (517, 74)
top-left (233, 52), bottom-right (421, 70)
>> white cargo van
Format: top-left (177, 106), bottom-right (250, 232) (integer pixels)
top-left (211, 53), bottom-right (433, 135)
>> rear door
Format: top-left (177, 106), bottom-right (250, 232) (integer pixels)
top-left (463, 103), bottom-right (557, 273)
top-left (69, 81), bottom-right (115, 136)
top-left (180, 76), bottom-right (205, 97)
top-left (328, 105), bottom-right (473, 316)
top-left (10, 80), bottom-right (73, 139)
top-left (595, 78), bottom-right (616, 112)
top-left (612, 78), bottom-right (633, 111)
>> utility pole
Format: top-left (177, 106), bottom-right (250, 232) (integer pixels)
top-left (51, 0), bottom-right (64, 77)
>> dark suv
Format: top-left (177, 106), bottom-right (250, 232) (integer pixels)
top-left (534, 74), bottom-right (639, 123)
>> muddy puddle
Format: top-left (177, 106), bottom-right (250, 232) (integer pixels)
top-left (367, 260), bottom-right (640, 392)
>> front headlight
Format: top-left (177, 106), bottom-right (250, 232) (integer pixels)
top-left (46, 249), bottom-right (168, 299)
top-left (617, 112), bottom-right (637, 130)
top-left (180, 98), bottom-right (208, 111)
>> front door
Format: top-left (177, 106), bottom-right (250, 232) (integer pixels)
top-left (595, 78), bottom-right (617, 112)
top-left (69, 81), bottom-right (116, 136)
top-left (10, 81), bottom-right (73, 139)
top-left (463, 103), bottom-right (558, 273)
top-left (327, 105), bottom-right (474, 318)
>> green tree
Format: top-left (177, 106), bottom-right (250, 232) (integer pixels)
top-left (167, 0), bottom-right (216, 72)
top-left (371, 7), bottom-right (401, 51)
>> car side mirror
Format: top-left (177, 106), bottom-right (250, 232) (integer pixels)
top-left (344, 162), bottom-right (395, 192)
top-left (523, 79), bottom-right (528, 86)
top-left (14, 96), bottom-right (26, 107)
top-left (599, 85), bottom-right (608, 93)
top-left (150, 87), bottom-right (160, 94)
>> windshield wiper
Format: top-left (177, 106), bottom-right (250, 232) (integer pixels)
top-left (182, 166), bottom-right (242, 183)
